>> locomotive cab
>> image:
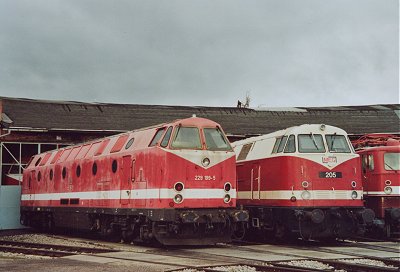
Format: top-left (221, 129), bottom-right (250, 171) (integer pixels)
top-left (358, 144), bottom-right (400, 237)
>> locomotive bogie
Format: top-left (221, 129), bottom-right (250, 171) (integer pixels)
top-left (244, 206), bottom-right (373, 240)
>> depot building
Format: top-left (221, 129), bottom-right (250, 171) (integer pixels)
top-left (0, 97), bottom-right (399, 229)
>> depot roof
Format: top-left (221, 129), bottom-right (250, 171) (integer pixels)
top-left (0, 97), bottom-right (399, 136)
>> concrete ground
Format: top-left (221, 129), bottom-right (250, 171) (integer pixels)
top-left (0, 257), bottom-right (173, 272)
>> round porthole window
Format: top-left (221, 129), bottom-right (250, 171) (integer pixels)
top-left (76, 165), bottom-right (81, 177)
top-left (62, 167), bottom-right (67, 179)
top-left (92, 162), bottom-right (97, 176)
top-left (112, 160), bottom-right (118, 173)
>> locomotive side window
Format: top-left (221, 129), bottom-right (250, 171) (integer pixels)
top-left (384, 153), bottom-right (400, 171)
top-left (362, 154), bottom-right (375, 172)
top-left (95, 139), bottom-right (111, 156)
top-left (362, 155), bottom-right (368, 173)
top-left (238, 143), bottom-right (253, 160)
top-left (149, 128), bottom-right (166, 147)
top-left (298, 134), bottom-right (325, 153)
top-left (111, 134), bottom-right (129, 153)
top-left (204, 128), bottom-right (232, 151)
top-left (367, 154), bottom-right (374, 171)
top-left (160, 126), bottom-right (173, 147)
top-left (284, 135), bottom-right (296, 153)
top-left (125, 138), bottom-right (135, 149)
top-left (325, 135), bottom-right (351, 153)
top-left (272, 138), bottom-right (282, 153)
top-left (49, 169), bottom-right (54, 180)
top-left (171, 127), bottom-right (202, 149)
top-left (35, 157), bottom-right (42, 166)
top-left (277, 136), bottom-right (288, 153)
top-left (37, 171), bottom-right (41, 182)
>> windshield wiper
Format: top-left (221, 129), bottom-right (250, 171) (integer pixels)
top-left (310, 133), bottom-right (319, 150)
top-left (385, 162), bottom-right (396, 171)
top-left (329, 134), bottom-right (336, 151)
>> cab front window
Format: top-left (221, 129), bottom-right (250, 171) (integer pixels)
top-left (171, 127), bottom-right (202, 149)
top-left (384, 153), bottom-right (400, 171)
top-left (325, 135), bottom-right (351, 153)
top-left (298, 134), bottom-right (325, 153)
top-left (204, 128), bottom-right (232, 151)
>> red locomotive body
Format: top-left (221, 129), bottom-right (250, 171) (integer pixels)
top-left (354, 135), bottom-right (400, 237)
top-left (20, 117), bottom-right (248, 245)
top-left (232, 124), bottom-right (374, 240)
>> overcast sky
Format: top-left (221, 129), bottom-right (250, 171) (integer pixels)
top-left (0, 0), bottom-right (398, 107)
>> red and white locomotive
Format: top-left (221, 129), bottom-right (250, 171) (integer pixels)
top-left (232, 124), bottom-right (375, 240)
top-left (352, 134), bottom-right (400, 237)
top-left (20, 117), bottom-right (248, 245)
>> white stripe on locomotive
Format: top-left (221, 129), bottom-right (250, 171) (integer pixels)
top-left (21, 188), bottom-right (237, 201)
top-left (237, 189), bottom-right (363, 200)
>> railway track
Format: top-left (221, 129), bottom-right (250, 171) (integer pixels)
top-left (352, 235), bottom-right (400, 244)
top-left (338, 240), bottom-right (400, 254)
top-left (1, 234), bottom-right (398, 271)
top-left (218, 241), bottom-right (399, 271)
top-left (165, 259), bottom-right (399, 272)
top-left (0, 240), bottom-right (118, 257)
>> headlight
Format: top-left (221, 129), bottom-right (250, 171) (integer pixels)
top-left (351, 181), bottom-right (357, 188)
top-left (351, 191), bottom-right (358, 199)
top-left (223, 194), bottom-right (231, 203)
top-left (174, 182), bottom-right (184, 192)
top-left (224, 182), bottom-right (232, 192)
top-left (384, 186), bottom-right (393, 195)
top-left (174, 194), bottom-right (183, 204)
top-left (290, 196), bottom-right (297, 202)
top-left (202, 157), bottom-right (210, 167)
top-left (302, 181), bottom-right (309, 188)
top-left (301, 190), bottom-right (311, 200)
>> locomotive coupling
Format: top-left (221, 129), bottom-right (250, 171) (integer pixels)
top-left (357, 208), bottom-right (375, 224)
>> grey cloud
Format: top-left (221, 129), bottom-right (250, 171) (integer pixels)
top-left (0, 0), bottom-right (398, 107)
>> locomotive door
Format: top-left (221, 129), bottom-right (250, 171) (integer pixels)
top-left (120, 156), bottom-right (133, 205)
top-left (132, 158), bottom-right (147, 207)
top-left (251, 164), bottom-right (261, 200)
top-left (28, 170), bottom-right (36, 205)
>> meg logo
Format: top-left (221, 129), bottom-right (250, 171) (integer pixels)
top-left (322, 156), bottom-right (337, 163)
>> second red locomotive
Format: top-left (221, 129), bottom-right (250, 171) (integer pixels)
top-left (232, 124), bottom-right (375, 241)
top-left (20, 117), bottom-right (248, 245)
top-left (353, 134), bottom-right (400, 237)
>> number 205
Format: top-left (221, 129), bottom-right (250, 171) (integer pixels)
top-left (325, 172), bottom-right (336, 178)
